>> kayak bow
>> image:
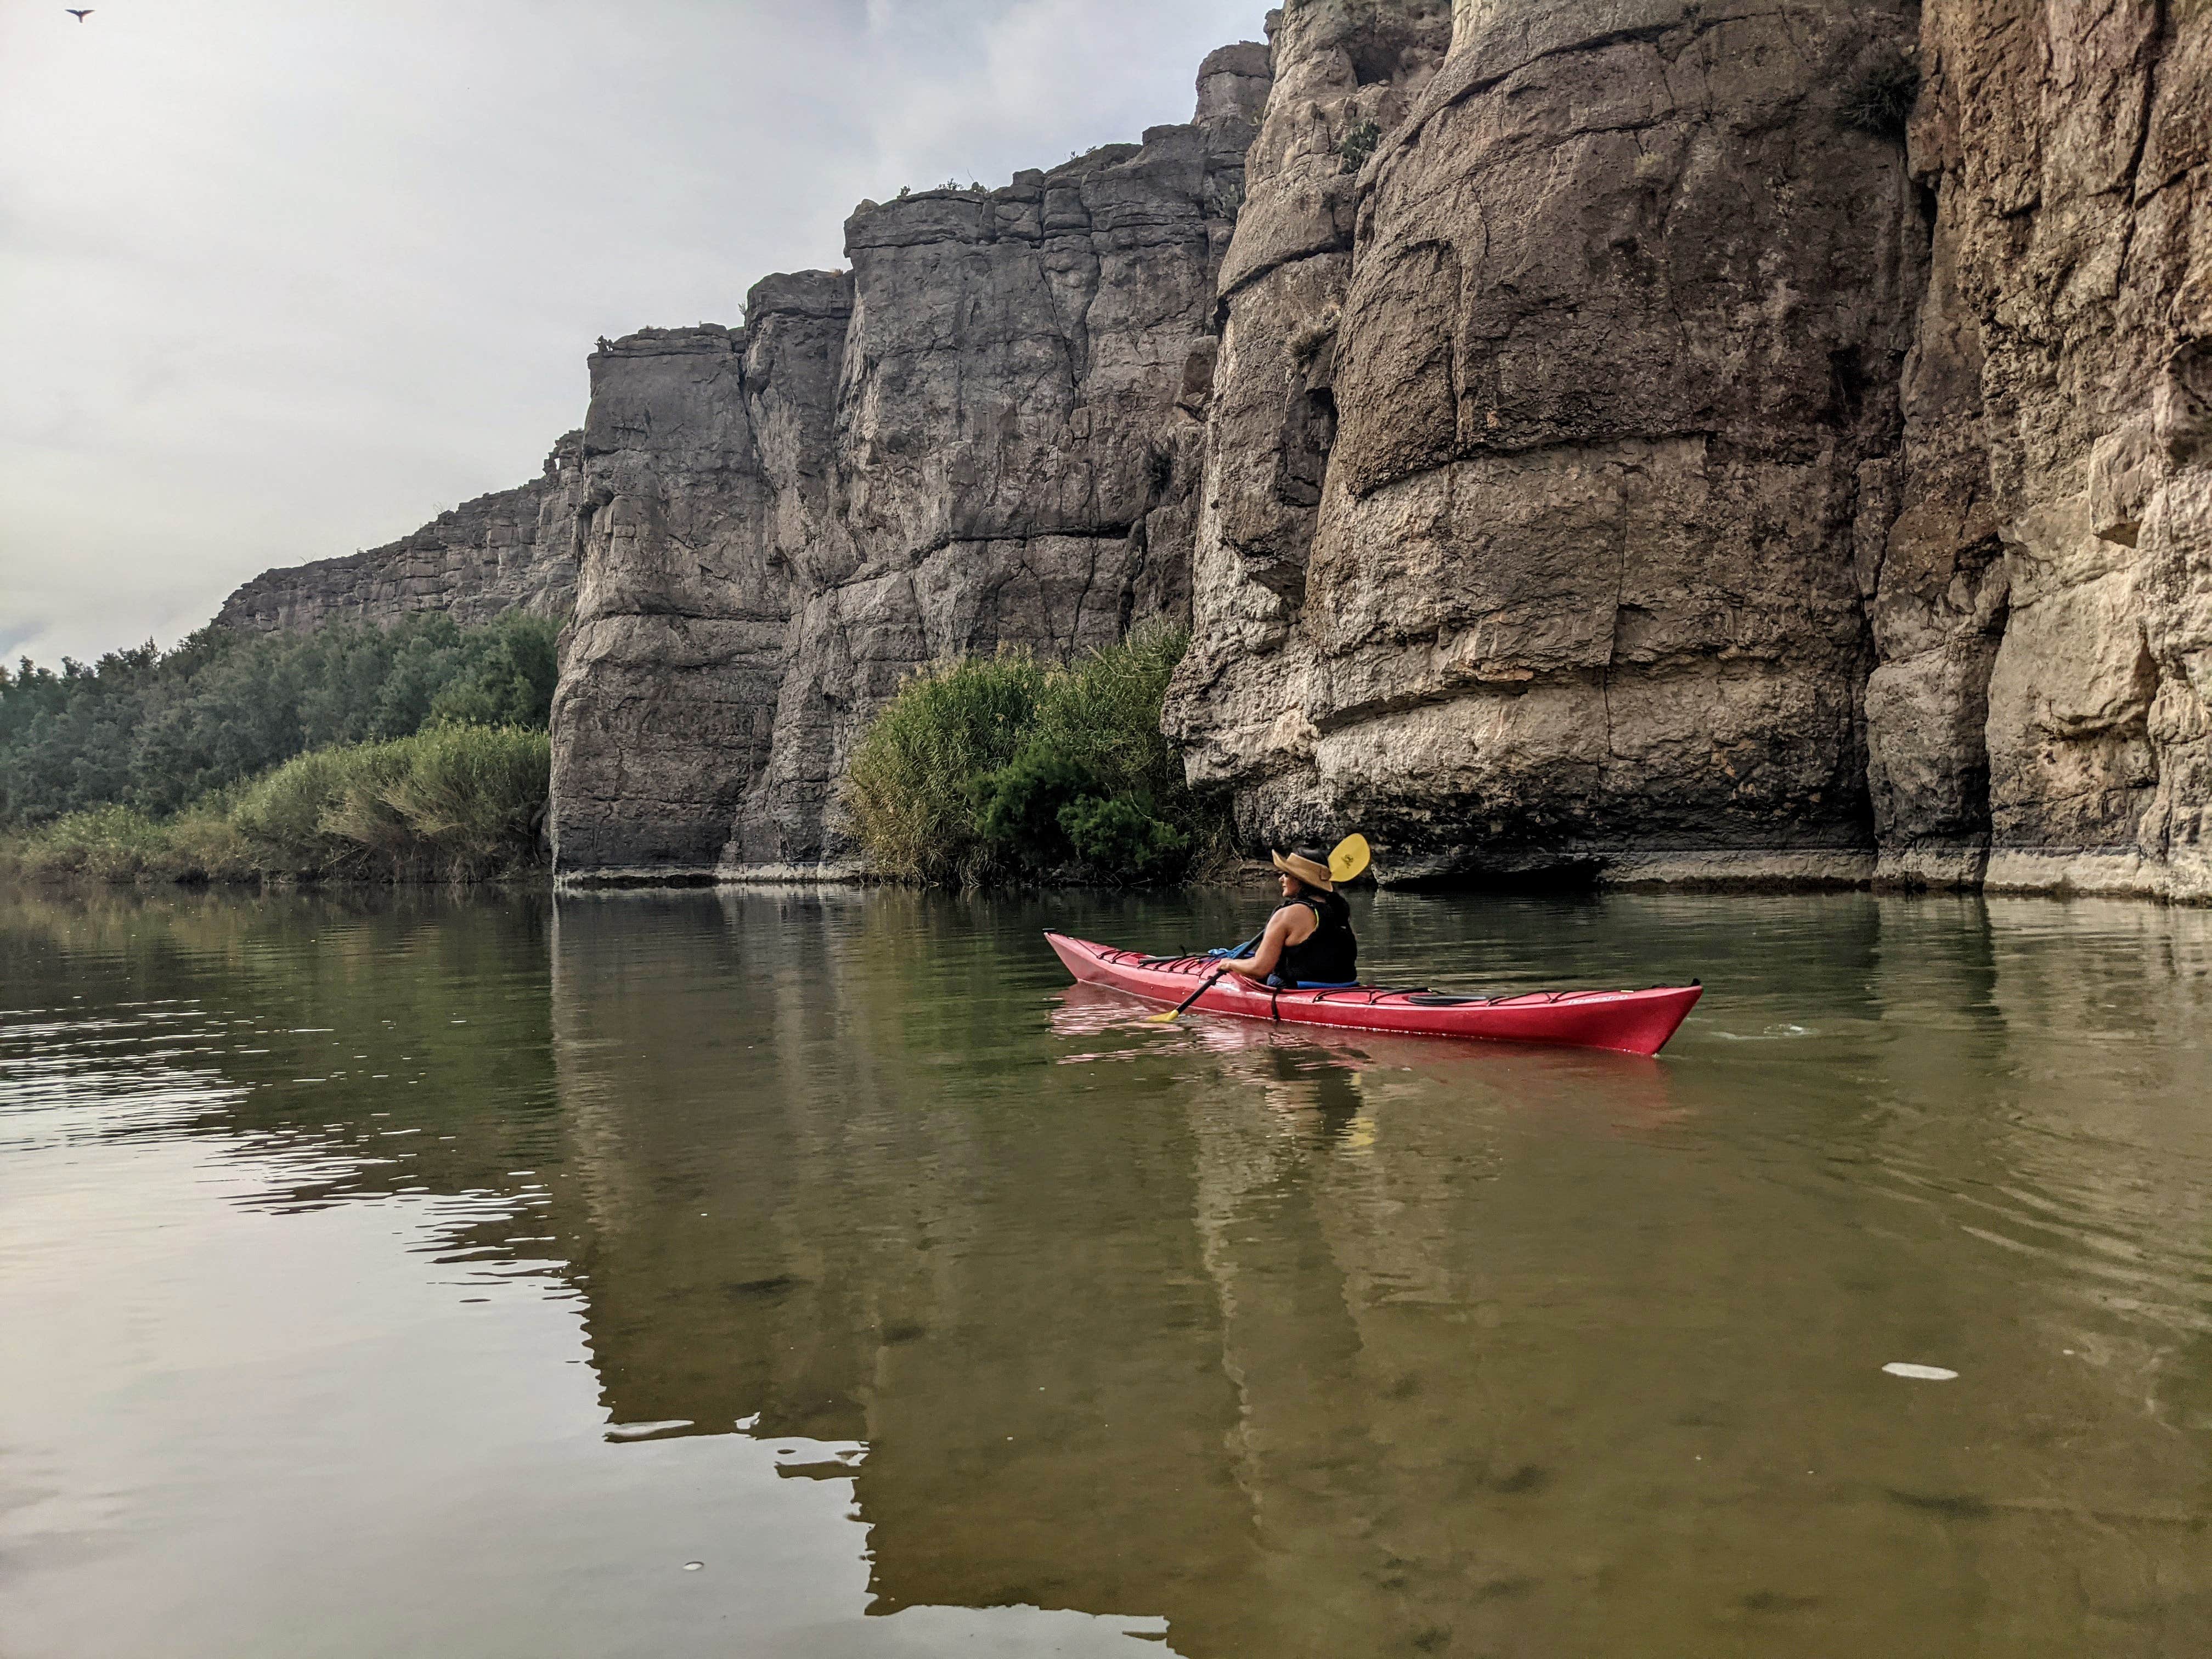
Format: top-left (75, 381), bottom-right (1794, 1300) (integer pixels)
top-left (1045, 931), bottom-right (1700, 1057)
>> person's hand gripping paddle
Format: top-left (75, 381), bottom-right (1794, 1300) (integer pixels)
top-left (1147, 834), bottom-right (1371, 1023)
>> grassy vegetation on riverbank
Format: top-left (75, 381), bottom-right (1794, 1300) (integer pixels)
top-left (1, 611), bottom-right (559, 825)
top-left (843, 626), bottom-right (1227, 887)
top-left (2, 612), bottom-right (560, 888)
top-left (0, 725), bottom-right (550, 887)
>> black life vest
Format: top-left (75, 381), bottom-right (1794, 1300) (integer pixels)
top-left (1277, 890), bottom-right (1357, 985)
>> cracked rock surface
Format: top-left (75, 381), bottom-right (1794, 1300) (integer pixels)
top-left (548, 58), bottom-right (1262, 876)
top-left (1168, 0), bottom-right (1920, 885)
top-left (216, 435), bottom-right (583, 634)
top-left (1890, 0), bottom-right (2212, 901)
top-left (1167, 0), bottom-right (2210, 898)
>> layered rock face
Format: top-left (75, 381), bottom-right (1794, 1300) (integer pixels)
top-left (1880, 0), bottom-right (2211, 900)
top-left (216, 436), bottom-right (583, 634)
top-left (551, 61), bottom-right (1264, 875)
top-left (212, 3), bottom-right (2207, 899)
top-left (1168, 0), bottom-right (1927, 884)
top-left (1170, 0), bottom-right (2210, 898)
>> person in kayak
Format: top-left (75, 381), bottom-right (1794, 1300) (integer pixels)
top-left (1216, 848), bottom-right (1359, 988)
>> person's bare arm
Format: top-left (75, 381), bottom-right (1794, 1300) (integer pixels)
top-left (1223, 906), bottom-right (1313, 980)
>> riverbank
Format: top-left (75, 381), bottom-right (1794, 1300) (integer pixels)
top-left (0, 725), bottom-right (549, 888)
top-left (547, 850), bottom-right (2212, 907)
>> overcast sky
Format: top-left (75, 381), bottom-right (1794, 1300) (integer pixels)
top-left (0, 0), bottom-right (1269, 668)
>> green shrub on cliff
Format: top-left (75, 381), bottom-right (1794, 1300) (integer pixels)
top-left (844, 652), bottom-right (1049, 884)
top-left (1338, 119), bottom-right (1381, 174)
top-left (843, 625), bottom-right (1223, 887)
top-left (1840, 55), bottom-right (1920, 139)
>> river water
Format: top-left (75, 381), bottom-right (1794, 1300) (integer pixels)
top-left (2, 884), bottom-right (2209, 1657)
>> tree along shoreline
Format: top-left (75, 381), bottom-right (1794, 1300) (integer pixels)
top-left (1, 725), bottom-right (551, 888)
top-left (2, 613), bottom-right (563, 889)
top-left (2, 612), bottom-right (558, 823)
top-left (6, 619), bottom-right (1238, 893)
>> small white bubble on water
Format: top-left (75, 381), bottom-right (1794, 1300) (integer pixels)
top-left (1883, 1362), bottom-right (1958, 1380)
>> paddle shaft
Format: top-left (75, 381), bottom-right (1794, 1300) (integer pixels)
top-left (1152, 966), bottom-right (1230, 1022)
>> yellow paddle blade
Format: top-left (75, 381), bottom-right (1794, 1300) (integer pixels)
top-left (1329, 833), bottom-right (1372, 883)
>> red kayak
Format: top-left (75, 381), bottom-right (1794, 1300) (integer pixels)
top-left (1045, 932), bottom-right (1701, 1057)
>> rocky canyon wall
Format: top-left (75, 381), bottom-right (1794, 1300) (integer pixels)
top-left (551, 57), bottom-right (1266, 876)
top-left (210, 3), bottom-right (2208, 900)
top-left (1168, 0), bottom-right (2209, 899)
top-left (216, 435), bottom-right (583, 634)
top-left (1882, 0), bottom-right (2211, 901)
top-left (1168, 0), bottom-right (1929, 885)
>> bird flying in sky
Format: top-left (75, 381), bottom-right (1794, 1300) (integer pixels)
top-left (66, 8), bottom-right (95, 19)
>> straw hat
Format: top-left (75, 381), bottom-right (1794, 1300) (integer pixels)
top-left (1271, 847), bottom-right (1335, 890)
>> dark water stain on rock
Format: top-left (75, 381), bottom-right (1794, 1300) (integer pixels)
top-left (1485, 1463), bottom-right (1550, 1495)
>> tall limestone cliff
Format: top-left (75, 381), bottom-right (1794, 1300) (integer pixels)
top-left (1167, 0), bottom-right (2209, 900)
top-left (1167, 0), bottom-right (1927, 885)
top-left (1878, 0), bottom-right (2211, 901)
top-left (208, 4), bottom-right (2208, 900)
top-left (215, 435), bottom-right (584, 634)
top-left (550, 54), bottom-right (1267, 876)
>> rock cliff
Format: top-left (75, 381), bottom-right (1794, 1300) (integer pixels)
top-left (1167, 0), bottom-right (2209, 900)
top-left (211, 3), bottom-right (2209, 900)
top-left (551, 57), bottom-right (1265, 876)
top-left (1167, 0), bottom-right (1927, 885)
top-left (215, 435), bottom-right (583, 634)
top-left (1883, 0), bottom-right (2211, 901)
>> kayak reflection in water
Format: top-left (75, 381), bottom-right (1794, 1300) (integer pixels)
top-left (1214, 847), bottom-right (1361, 990)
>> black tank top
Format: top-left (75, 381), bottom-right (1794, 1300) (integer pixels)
top-left (1277, 891), bottom-right (1357, 984)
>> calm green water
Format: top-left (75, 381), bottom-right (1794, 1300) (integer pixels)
top-left (2, 884), bottom-right (2209, 1658)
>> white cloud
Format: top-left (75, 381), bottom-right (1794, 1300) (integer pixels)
top-left (0, 0), bottom-right (1268, 667)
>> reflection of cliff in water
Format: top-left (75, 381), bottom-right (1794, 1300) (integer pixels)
top-left (544, 890), bottom-right (2212, 1657)
top-left (549, 889), bottom-right (1269, 1638)
top-left (12, 885), bottom-right (2211, 1657)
